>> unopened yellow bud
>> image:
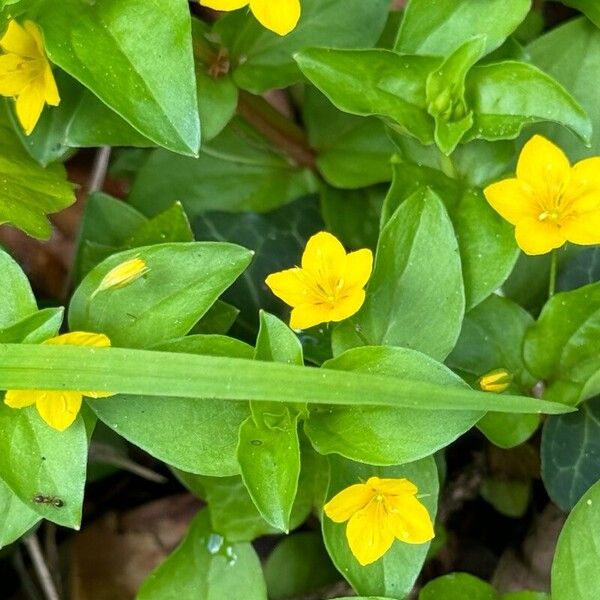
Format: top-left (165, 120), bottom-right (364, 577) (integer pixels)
top-left (478, 368), bottom-right (512, 393)
top-left (93, 257), bottom-right (149, 297)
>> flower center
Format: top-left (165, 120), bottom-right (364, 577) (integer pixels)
top-left (538, 209), bottom-right (561, 222)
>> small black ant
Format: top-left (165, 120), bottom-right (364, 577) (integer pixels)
top-left (32, 493), bottom-right (65, 508)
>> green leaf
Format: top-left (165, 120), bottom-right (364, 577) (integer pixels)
top-left (69, 242), bottom-right (253, 348)
top-left (323, 455), bottom-right (438, 598)
top-left (238, 313), bottom-right (303, 530)
top-left (464, 61), bottom-right (592, 144)
top-left (137, 510), bottom-right (267, 600)
top-left (295, 48), bottom-right (437, 145)
top-left (91, 335), bottom-right (252, 477)
top-left (304, 89), bottom-right (394, 189)
top-left (480, 478), bottom-right (531, 518)
top-left (551, 478), bottom-right (600, 600)
top-left (558, 247), bottom-right (600, 292)
top-left (129, 119), bottom-right (315, 218)
top-left (448, 294), bottom-right (539, 448)
top-left (320, 185), bottom-right (384, 251)
top-left (0, 403), bottom-right (88, 529)
top-left (0, 122), bottom-right (75, 238)
top-left (0, 478), bottom-right (40, 549)
top-left (333, 188), bottom-right (464, 362)
top-left (191, 301), bottom-right (240, 336)
top-left (382, 163), bottom-right (518, 309)
top-left (0, 307), bottom-right (63, 344)
top-left (426, 36), bottom-right (486, 154)
top-left (36, 0), bottom-right (200, 155)
top-left (265, 533), bottom-right (340, 600)
top-left (0, 247), bottom-right (37, 328)
top-left (561, 1), bottom-right (600, 30)
top-left (527, 17), bottom-right (600, 160)
top-left (193, 196), bottom-right (323, 335)
top-left (215, 0), bottom-right (389, 94)
top-left (419, 572), bottom-right (497, 600)
top-left (305, 346), bottom-right (481, 465)
top-left (396, 0), bottom-right (531, 56)
top-left (542, 395), bottom-right (600, 511)
top-left (0, 344), bottom-right (574, 415)
top-left (124, 202), bottom-right (193, 248)
top-left (523, 282), bottom-right (600, 405)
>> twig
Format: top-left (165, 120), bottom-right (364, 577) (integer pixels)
top-left (12, 546), bottom-right (42, 600)
top-left (87, 145), bottom-right (112, 194)
top-left (23, 534), bottom-right (61, 600)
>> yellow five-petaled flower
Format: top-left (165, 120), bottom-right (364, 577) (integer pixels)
top-left (4, 332), bottom-right (114, 432)
top-left (324, 476), bottom-right (435, 566)
top-left (484, 135), bottom-right (600, 255)
top-left (199, 0), bottom-right (301, 36)
top-left (0, 20), bottom-right (59, 135)
top-left (265, 231), bottom-right (373, 330)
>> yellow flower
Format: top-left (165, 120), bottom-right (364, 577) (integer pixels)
top-left (4, 332), bottom-right (114, 431)
top-left (92, 257), bottom-right (149, 297)
top-left (478, 368), bottom-right (512, 393)
top-left (265, 231), bottom-right (373, 330)
top-left (199, 0), bottom-right (301, 36)
top-left (484, 135), bottom-right (600, 255)
top-left (324, 476), bottom-right (434, 566)
top-left (0, 20), bottom-right (59, 135)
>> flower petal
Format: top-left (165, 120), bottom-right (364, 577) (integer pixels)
top-left (15, 78), bottom-right (45, 135)
top-left (514, 217), bottom-right (565, 256)
top-left (0, 20), bottom-right (39, 58)
top-left (43, 63), bottom-right (60, 106)
top-left (4, 389), bottom-right (37, 408)
top-left (43, 331), bottom-right (111, 348)
top-left (289, 302), bottom-right (331, 330)
top-left (301, 232), bottom-right (346, 291)
top-left (328, 289), bottom-right (366, 323)
top-left (342, 248), bottom-right (373, 291)
top-left (0, 54), bottom-right (38, 95)
top-left (265, 268), bottom-right (321, 308)
top-left (199, 0), bottom-right (249, 9)
top-left (516, 135), bottom-right (571, 202)
top-left (346, 500), bottom-right (394, 566)
top-left (561, 211), bottom-right (600, 246)
top-left (324, 483), bottom-right (374, 523)
top-left (250, 0), bottom-right (301, 35)
top-left (483, 178), bottom-right (539, 225)
top-left (23, 21), bottom-right (46, 57)
top-left (386, 495), bottom-right (435, 545)
top-left (35, 391), bottom-right (82, 431)
top-left (368, 476), bottom-right (418, 497)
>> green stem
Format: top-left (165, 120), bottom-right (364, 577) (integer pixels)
top-left (350, 317), bottom-right (371, 346)
top-left (439, 152), bottom-right (458, 179)
top-left (548, 249), bottom-right (558, 298)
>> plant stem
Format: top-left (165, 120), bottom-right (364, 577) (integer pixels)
top-left (439, 152), bottom-right (458, 179)
top-left (548, 249), bottom-right (558, 298)
top-left (350, 317), bottom-right (371, 346)
top-left (23, 534), bottom-right (60, 600)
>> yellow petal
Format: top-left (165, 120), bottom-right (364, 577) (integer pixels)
top-left (23, 21), bottom-right (46, 58)
top-left (83, 390), bottom-right (115, 399)
top-left (289, 302), bottom-right (331, 330)
top-left (94, 257), bottom-right (149, 296)
top-left (386, 495), bottom-right (435, 545)
top-left (561, 210), bottom-right (600, 246)
top-left (342, 248), bottom-right (373, 291)
top-left (0, 54), bottom-right (38, 96)
top-left (43, 63), bottom-right (60, 106)
top-left (514, 217), bottom-right (565, 255)
top-left (15, 78), bottom-right (45, 135)
top-left (301, 231), bottom-right (347, 295)
top-left (346, 500), bottom-right (394, 566)
top-left (199, 0), bottom-right (249, 10)
top-left (0, 20), bottom-right (39, 58)
top-left (478, 368), bottom-right (512, 393)
top-left (483, 178), bottom-right (539, 226)
top-left (4, 389), bottom-right (37, 408)
top-left (516, 135), bottom-right (571, 201)
top-left (250, 0), bottom-right (301, 35)
top-left (265, 268), bottom-right (321, 308)
top-left (43, 331), bottom-right (111, 348)
top-left (368, 477), bottom-right (418, 497)
top-left (324, 483), bottom-right (374, 523)
top-left (35, 391), bottom-right (82, 431)
top-left (328, 289), bottom-right (366, 323)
